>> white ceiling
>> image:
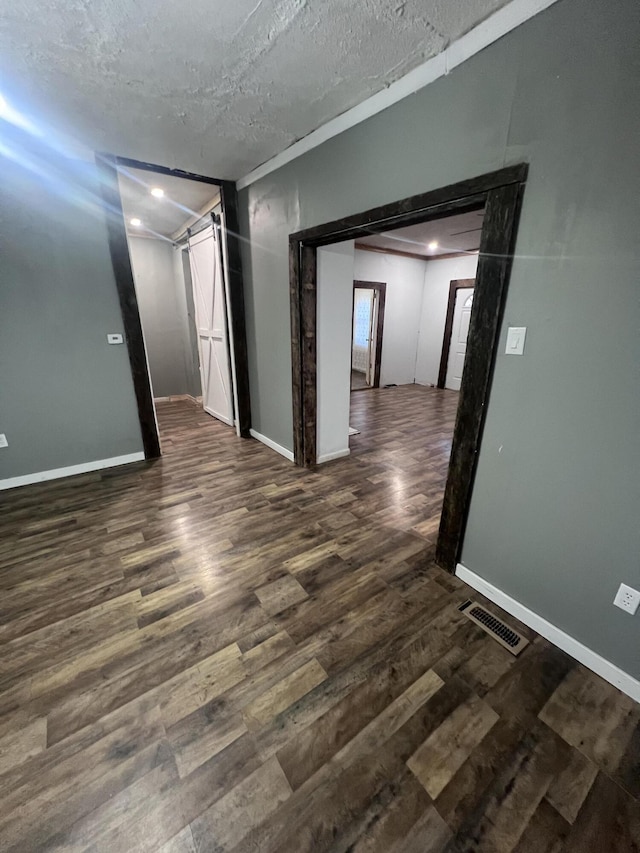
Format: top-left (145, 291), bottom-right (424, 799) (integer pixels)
top-left (0, 0), bottom-right (512, 181)
top-left (118, 167), bottom-right (219, 239)
top-left (357, 209), bottom-right (485, 258)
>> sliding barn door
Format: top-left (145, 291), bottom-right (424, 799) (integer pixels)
top-left (188, 223), bottom-right (235, 426)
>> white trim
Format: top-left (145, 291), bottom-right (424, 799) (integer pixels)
top-left (237, 0), bottom-right (560, 190)
top-left (317, 448), bottom-right (350, 465)
top-left (153, 394), bottom-right (200, 403)
top-left (249, 429), bottom-right (294, 462)
top-left (0, 452), bottom-right (146, 492)
top-left (456, 563), bottom-right (640, 704)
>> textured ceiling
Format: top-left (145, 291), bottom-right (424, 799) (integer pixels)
top-left (357, 209), bottom-right (485, 258)
top-left (118, 168), bottom-right (219, 239)
top-left (0, 0), bottom-right (511, 180)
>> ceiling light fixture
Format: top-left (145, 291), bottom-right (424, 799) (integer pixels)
top-left (150, 187), bottom-right (164, 198)
top-left (428, 241), bottom-right (439, 250)
top-left (130, 218), bottom-right (142, 227)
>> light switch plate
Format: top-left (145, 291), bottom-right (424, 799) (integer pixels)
top-left (0, 434), bottom-right (8, 448)
top-left (505, 326), bottom-right (526, 355)
top-left (107, 333), bottom-right (124, 345)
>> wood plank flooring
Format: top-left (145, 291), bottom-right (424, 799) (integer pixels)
top-left (0, 385), bottom-right (638, 852)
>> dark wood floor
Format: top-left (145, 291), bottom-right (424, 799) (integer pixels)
top-left (351, 369), bottom-right (370, 391)
top-left (0, 386), bottom-right (638, 852)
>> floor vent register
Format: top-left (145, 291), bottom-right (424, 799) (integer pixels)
top-left (458, 600), bottom-right (529, 656)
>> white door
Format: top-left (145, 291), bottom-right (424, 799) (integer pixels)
top-left (352, 288), bottom-right (374, 381)
top-left (445, 288), bottom-right (474, 391)
top-left (188, 223), bottom-right (235, 426)
top-left (366, 290), bottom-right (379, 385)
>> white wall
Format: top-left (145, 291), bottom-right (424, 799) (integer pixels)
top-left (317, 240), bottom-right (354, 463)
top-left (353, 249), bottom-right (427, 386)
top-left (414, 254), bottom-right (479, 386)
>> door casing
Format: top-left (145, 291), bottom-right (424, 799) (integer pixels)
top-left (288, 164), bottom-right (528, 571)
top-left (98, 154), bottom-right (252, 460)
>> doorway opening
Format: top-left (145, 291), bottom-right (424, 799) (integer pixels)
top-left (289, 166), bottom-right (527, 570)
top-left (99, 156), bottom-right (251, 458)
top-left (351, 281), bottom-right (386, 391)
top-left (342, 212), bottom-right (482, 494)
top-left (438, 279), bottom-right (476, 390)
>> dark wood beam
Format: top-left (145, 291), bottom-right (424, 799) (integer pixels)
top-left (354, 243), bottom-right (476, 263)
top-left (220, 181), bottom-right (252, 438)
top-left (97, 155), bottom-right (161, 460)
top-left (289, 240), bottom-right (303, 465)
top-left (436, 180), bottom-right (526, 569)
top-left (301, 245), bottom-right (317, 468)
top-left (290, 164), bottom-right (526, 246)
top-left (112, 156), bottom-right (224, 186)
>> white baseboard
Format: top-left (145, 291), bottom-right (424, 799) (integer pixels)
top-left (249, 429), bottom-right (294, 462)
top-left (317, 448), bottom-right (351, 465)
top-left (154, 394), bottom-right (201, 404)
top-left (0, 452), bottom-right (146, 492)
top-left (456, 563), bottom-right (640, 704)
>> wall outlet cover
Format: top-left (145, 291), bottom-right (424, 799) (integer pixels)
top-left (613, 583), bottom-right (640, 615)
top-left (107, 333), bottom-right (124, 345)
top-left (0, 434), bottom-right (7, 448)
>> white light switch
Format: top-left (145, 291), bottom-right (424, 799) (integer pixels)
top-left (505, 326), bottom-right (526, 355)
top-left (0, 434), bottom-right (8, 448)
top-left (107, 333), bottom-right (124, 345)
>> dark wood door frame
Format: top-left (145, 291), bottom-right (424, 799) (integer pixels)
top-left (352, 280), bottom-right (386, 390)
top-left (289, 164), bottom-right (527, 571)
top-left (97, 154), bottom-right (252, 460)
top-left (437, 278), bottom-right (476, 389)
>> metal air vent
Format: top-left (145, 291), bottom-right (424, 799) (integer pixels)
top-left (458, 600), bottom-right (529, 656)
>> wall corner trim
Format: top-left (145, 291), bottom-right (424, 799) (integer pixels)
top-left (317, 448), bottom-right (351, 465)
top-left (249, 429), bottom-right (295, 462)
top-left (236, 0), bottom-right (559, 190)
top-left (0, 452), bottom-right (146, 492)
top-left (456, 563), bottom-right (640, 704)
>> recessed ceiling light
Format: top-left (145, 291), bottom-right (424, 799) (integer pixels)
top-left (130, 218), bottom-right (142, 227)
top-left (150, 187), bottom-right (164, 198)
top-left (428, 241), bottom-right (439, 250)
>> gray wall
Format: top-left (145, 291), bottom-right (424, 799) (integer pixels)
top-left (238, 0), bottom-right (640, 677)
top-left (128, 237), bottom-right (201, 399)
top-left (0, 151), bottom-right (143, 481)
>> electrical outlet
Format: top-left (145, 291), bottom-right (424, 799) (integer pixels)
top-left (613, 583), bottom-right (640, 615)
top-left (0, 434), bottom-right (7, 448)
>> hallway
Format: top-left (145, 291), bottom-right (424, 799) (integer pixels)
top-left (0, 388), bottom-right (637, 851)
